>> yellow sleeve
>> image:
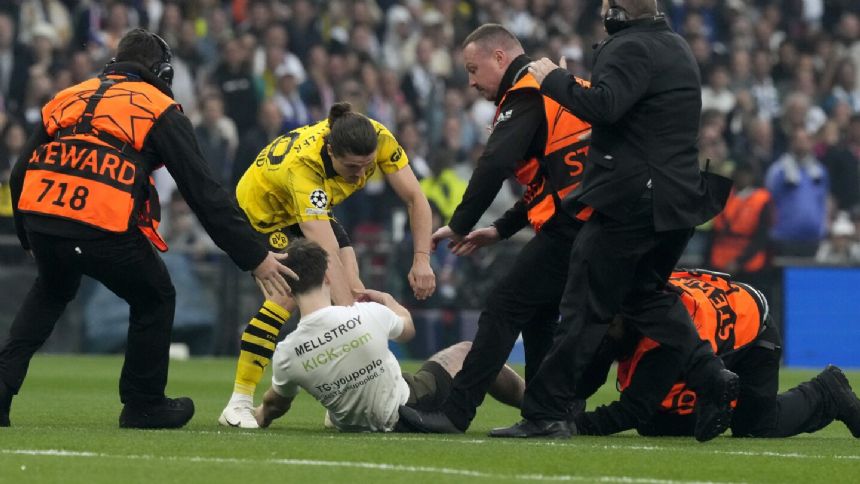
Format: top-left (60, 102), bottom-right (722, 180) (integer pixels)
top-left (376, 127), bottom-right (409, 174)
top-left (286, 162), bottom-right (333, 223)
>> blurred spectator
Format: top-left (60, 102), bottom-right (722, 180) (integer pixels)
top-left (298, 44), bottom-right (335, 122)
top-left (419, 148), bottom-right (468, 224)
top-left (0, 120), bottom-right (27, 234)
top-left (701, 63), bottom-right (735, 114)
top-left (766, 128), bottom-right (830, 257)
top-left (210, 37), bottom-right (260, 135)
top-left (287, 0), bottom-right (323, 62)
top-left (823, 58), bottom-right (860, 114)
top-left (28, 23), bottom-right (60, 73)
top-left (232, 99), bottom-right (284, 187)
top-left (817, 120), bottom-right (860, 211)
top-left (17, 0), bottom-right (72, 46)
top-left (815, 211), bottom-right (860, 264)
top-left (707, 162), bottom-right (773, 280)
top-left (751, 49), bottom-right (780, 120)
top-left (254, 23), bottom-right (305, 99)
top-left (773, 92), bottom-right (826, 157)
top-left (0, 11), bottom-right (32, 117)
top-left (195, 93), bottom-right (238, 186)
top-left (273, 62), bottom-right (310, 131)
top-left (401, 36), bottom-right (445, 127)
top-left (381, 5), bottom-right (419, 74)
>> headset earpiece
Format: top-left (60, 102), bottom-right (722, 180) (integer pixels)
top-left (149, 32), bottom-right (174, 87)
top-left (604, 0), bottom-right (631, 35)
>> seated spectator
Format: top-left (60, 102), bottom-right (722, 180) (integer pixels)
top-left (701, 64), bottom-right (736, 114)
top-left (823, 58), bottom-right (860, 114)
top-left (232, 100), bottom-right (285, 187)
top-left (815, 211), bottom-right (860, 264)
top-left (766, 128), bottom-right (830, 257)
top-left (273, 63), bottom-right (310, 132)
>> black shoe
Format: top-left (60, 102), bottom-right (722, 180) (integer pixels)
top-left (119, 397), bottom-right (195, 429)
top-left (0, 381), bottom-right (11, 428)
top-left (693, 369), bottom-right (739, 442)
top-left (817, 365), bottom-right (860, 438)
top-left (397, 405), bottom-right (463, 434)
top-left (488, 419), bottom-right (573, 439)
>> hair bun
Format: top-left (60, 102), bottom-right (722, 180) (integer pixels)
top-left (328, 102), bottom-right (353, 125)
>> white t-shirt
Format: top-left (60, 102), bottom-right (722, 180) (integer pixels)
top-left (270, 302), bottom-right (410, 432)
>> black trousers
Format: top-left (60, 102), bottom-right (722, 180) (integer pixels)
top-left (581, 325), bottom-right (838, 437)
top-left (443, 226), bottom-right (576, 429)
top-left (522, 199), bottom-right (719, 421)
top-left (0, 230), bottom-right (176, 404)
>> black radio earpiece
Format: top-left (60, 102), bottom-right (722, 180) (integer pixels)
top-left (604, 0), bottom-right (631, 35)
top-left (149, 32), bottom-right (174, 87)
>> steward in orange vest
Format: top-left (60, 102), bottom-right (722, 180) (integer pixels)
top-left (707, 163), bottom-right (772, 275)
top-left (571, 270), bottom-right (860, 438)
top-left (398, 24), bottom-right (594, 434)
top-left (0, 29), bottom-right (292, 430)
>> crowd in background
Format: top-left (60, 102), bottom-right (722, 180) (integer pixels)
top-left (2, 0), bottom-right (860, 351)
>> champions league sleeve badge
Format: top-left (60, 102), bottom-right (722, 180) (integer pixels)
top-left (309, 189), bottom-right (329, 209)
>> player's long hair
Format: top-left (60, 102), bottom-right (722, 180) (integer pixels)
top-left (327, 102), bottom-right (378, 157)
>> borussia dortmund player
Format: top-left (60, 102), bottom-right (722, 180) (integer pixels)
top-left (219, 102), bottom-right (435, 428)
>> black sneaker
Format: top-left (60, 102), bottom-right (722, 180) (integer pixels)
top-left (0, 381), bottom-right (11, 427)
top-left (119, 397), bottom-right (195, 429)
top-left (488, 419), bottom-right (573, 439)
top-left (817, 365), bottom-right (860, 438)
top-left (693, 369), bottom-right (739, 442)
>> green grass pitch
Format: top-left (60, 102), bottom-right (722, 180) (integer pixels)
top-left (0, 355), bottom-right (858, 483)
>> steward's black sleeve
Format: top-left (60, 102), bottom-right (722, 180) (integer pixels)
top-left (492, 200), bottom-right (529, 240)
top-left (148, 107), bottom-right (267, 271)
top-left (540, 39), bottom-right (651, 125)
top-left (10, 122), bottom-right (51, 250)
top-left (447, 89), bottom-right (544, 236)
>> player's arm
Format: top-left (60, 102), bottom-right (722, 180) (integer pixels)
top-left (355, 288), bottom-right (415, 343)
top-left (385, 165), bottom-right (436, 300)
top-left (255, 387), bottom-right (296, 428)
top-left (299, 219), bottom-right (357, 305)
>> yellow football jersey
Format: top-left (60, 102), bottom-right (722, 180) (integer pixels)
top-left (236, 118), bottom-right (409, 233)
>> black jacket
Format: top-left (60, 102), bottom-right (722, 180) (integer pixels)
top-left (541, 18), bottom-right (730, 231)
top-left (9, 62), bottom-right (268, 271)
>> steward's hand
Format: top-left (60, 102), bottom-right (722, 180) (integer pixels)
top-left (431, 225), bottom-right (464, 250)
top-left (252, 251), bottom-right (298, 297)
top-left (451, 226), bottom-right (501, 256)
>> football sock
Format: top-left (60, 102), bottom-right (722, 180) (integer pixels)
top-left (232, 301), bottom-right (290, 397)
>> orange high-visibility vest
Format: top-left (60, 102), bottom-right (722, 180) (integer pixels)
top-left (616, 270), bottom-right (768, 415)
top-left (495, 73), bottom-right (593, 231)
top-left (17, 75), bottom-right (176, 250)
top-left (709, 188), bottom-right (771, 272)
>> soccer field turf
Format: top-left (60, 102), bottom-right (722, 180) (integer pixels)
top-left (0, 356), bottom-right (857, 483)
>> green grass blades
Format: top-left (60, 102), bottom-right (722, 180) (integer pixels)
top-left (1, 355), bottom-right (859, 483)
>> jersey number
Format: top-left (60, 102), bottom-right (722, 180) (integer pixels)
top-left (263, 132), bottom-right (299, 166)
top-left (36, 179), bottom-right (89, 210)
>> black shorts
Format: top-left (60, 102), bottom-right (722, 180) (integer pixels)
top-left (256, 219), bottom-right (352, 251)
top-left (401, 360), bottom-right (453, 411)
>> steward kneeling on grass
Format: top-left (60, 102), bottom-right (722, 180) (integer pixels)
top-left (252, 239), bottom-right (524, 432)
top-left (570, 269), bottom-right (860, 438)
